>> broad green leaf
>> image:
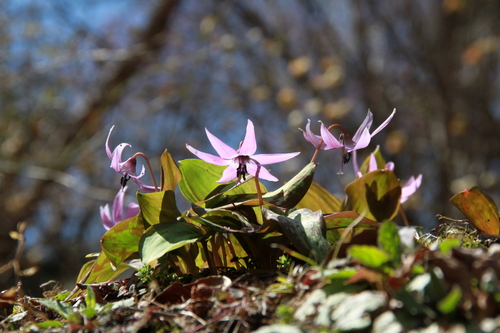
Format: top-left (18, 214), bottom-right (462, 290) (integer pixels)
top-left (324, 211), bottom-right (380, 243)
top-left (101, 214), bottom-right (144, 267)
top-left (347, 245), bottom-right (389, 268)
top-left (358, 146), bottom-right (386, 175)
top-left (263, 162), bottom-right (316, 209)
top-left (450, 186), bottom-right (500, 235)
top-left (344, 170), bottom-right (401, 222)
top-left (139, 221), bottom-right (204, 264)
top-left (184, 209), bottom-right (255, 233)
top-left (296, 182), bottom-right (342, 213)
top-left (160, 149), bottom-right (182, 191)
top-left (178, 159), bottom-right (265, 207)
top-left (137, 190), bottom-right (181, 225)
top-left (378, 221), bottom-right (401, 264)
top-left (178, 159), bottom-right (227, 203)
top-left (79, 251), bottom-right (133, 285)
top-left (265, 207), bottom-right (330, 262)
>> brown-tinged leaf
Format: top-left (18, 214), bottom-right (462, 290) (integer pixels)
top-left (450, 186), bottom-right (500, 235)
top-left (160, 149), bottom-right (182, 191)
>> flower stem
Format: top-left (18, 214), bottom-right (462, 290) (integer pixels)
top-left (132, 152), bottom-right (159, 191)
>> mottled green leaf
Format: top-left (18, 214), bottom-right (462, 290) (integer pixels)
top-left (296, 182), bottom-right (342, 213)
top-left (139, 222), bottom-right (204, 264)
top-left (450, 186), bottom-right (500, 235)
top-left (77, 251), bottom-right (133, 285)
top-left (100, 214), bottom-right (144, 267)
top-left (344, 170), bottom-right (401, 222)
top-left (437, 285), bottom-right (462, 314)
top-left (265, 207), bottom-right (330, 262)
top-left (160, 149), bottom-right (182, 191)
top-left (378, 221), bottom-right (401, 263)
top-left (137, 190), bottom-right (181, 225)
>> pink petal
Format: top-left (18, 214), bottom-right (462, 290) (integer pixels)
top-left (320, 122), bottom-right (342, 149)
top-left (352, 111), bottom-right (373, 143)
top-left (217, 165), bottom-right (238, 183)
top-left (112, 188), bottom-right (125, 223)
top-left (110, 143), bottom-right (132, 173)
top-left (100, 204), bottom-right (113, 230)
top-left (371, 108), bottom-right (396, 138)
top-left (124, 202), bottom-right (140, 220)
top-left (105, 125), bottom-right (115, 160)
top-left (401, 174), bottom-right (422, 203)
top-left (385, 162), bottom-right (395, 171)
top-left (368, 154), bottom-right (377, 172)
top-left (205, 128), bottom-right (238, 159)
top-left (252, 152), bottom-right (300, 165)
top-left (247, 163), bottom-right (278, 182)
top-left (350, 127), bottom-right (371, 151)
top-left (302, 119), bottom-right (325, 150)
top-left (186, 144), bottom-right (230, 166)
top-left (239, 120), bottom-right (257, 155)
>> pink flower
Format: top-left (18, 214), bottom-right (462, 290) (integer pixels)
top-left (100, 186), bottom-right (140, 230)
top-left (186, 120), bottom-right (300, 183)
top-left (315, 109), bottom-right (396, 174)
top-left (105, 126), bottom-right (156, 192)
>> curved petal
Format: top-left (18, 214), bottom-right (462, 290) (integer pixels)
top-left (239, 120), bottom-right (257, 155)
top-left (247, 163), bottom-right (278, 182)
top-left (186, 144), bottom-right (230, 166)
top-left (105, 125), bottom-right (115, 160)
top-left (132, 178), bottom-right (157, 193)
top-left (124, 202), bottom-right (140, 220)
top-left (252, 152), bottom-right (300, 165)
top-left (110, 143), bottom-right (132, 173)
top-left (385, 161), bottom-right (395, 171)
top-left (120, 157), bottom-right (138, 176)
top-left (350, 128), bottom-right (371, 151)
top-left (320, 122), bottom-right (342, 149)
top-left (100, 204), bottom-right (113, 230)
top-left (371, 108), bottom-right (396, 138)
top-left (301, 119), bottom-right (325, 150)
top-left (112, 188), bottom-right (125, 222)
top-left (352, 111), bottom-right (373, 143)
top-left (217, 165), bottom-right (238, 183)
top-left (205, 128), bottom-right (238, 158)
top-left (401, 174), bottom-right (422, 203)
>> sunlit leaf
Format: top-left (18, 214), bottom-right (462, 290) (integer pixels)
top-left (100, 214), bottom-right (144, 267)
top-left (378, 221), bottom-right (401, 264)
top-left (137, 190), bottom-right (181, 225)
top-left (450, 186), bottom-right (500, 235)
top-left (77, 251), bottom-right (133, 285)
top-left (262, 162), bottom-right (316, 209)
top-left (347, 245), bottom-right (389, 268)
top-left (139, 221), bottom-right (204, 264)
top-left (344, 170), bottom-right (401, 222)
top-left (296, 182), bottom-right (342, 213)
top-left (160, 149), bottom-right (182, 191)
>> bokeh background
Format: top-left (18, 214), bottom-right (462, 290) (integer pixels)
top-left (1, 0), bottom-right (499, 295)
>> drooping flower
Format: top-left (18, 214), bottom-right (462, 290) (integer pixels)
top-left (186, 120), bottom-right (300, 183)
top-left (319, 109), bottom-right (396, 174)
top-left (100, 186), bottom-right (140, 230)
top-left (105, 126), bottom-right (156, 192)
top-left (301, 119), bottom-right (326, 150)
top-left (359, 153), bottom-right (422, 204)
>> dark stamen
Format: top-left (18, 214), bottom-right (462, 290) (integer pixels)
top-left (120, 174), bottom-right (131, 187)
top-left (343, 152), bottom-right (352, 164)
